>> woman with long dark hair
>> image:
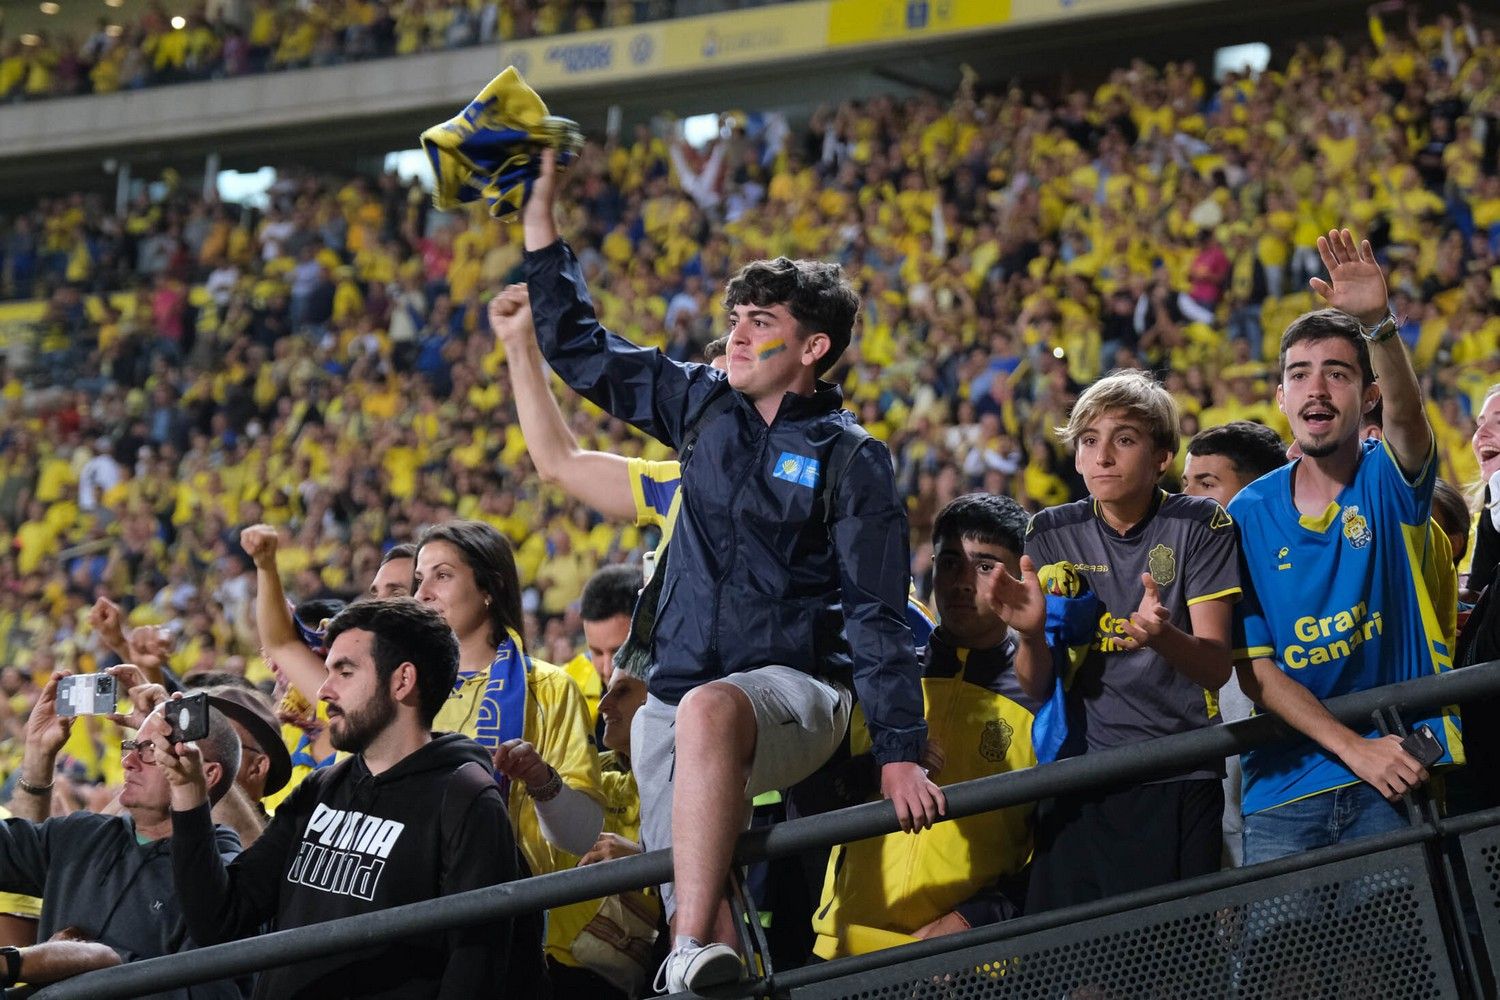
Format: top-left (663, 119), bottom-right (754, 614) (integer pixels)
top-left (414, 519), bottom-right (604, 870)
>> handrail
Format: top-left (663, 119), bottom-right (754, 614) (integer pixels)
top-left (36, 660), bottom-right (1500, 1000)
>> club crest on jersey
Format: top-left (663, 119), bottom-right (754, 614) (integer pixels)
top-left (772, 451), bottom-right (821, 489)
top-left (979, 719), bottom-right (1013, 763)
top-left (1148, 543), bottom-right (1177, 586)
top-left (1341, 506), bottom-right (1371, 548)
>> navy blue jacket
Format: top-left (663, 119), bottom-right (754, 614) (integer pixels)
top-left (524, 240), bottom-right (926, 765)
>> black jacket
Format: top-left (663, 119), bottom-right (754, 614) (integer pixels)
top-left (171, 733), bottom-right (518, 999)
top-left (524, 240), bottom-right (926, 765)
top-left (0, 811), bottom-right (244, 1000)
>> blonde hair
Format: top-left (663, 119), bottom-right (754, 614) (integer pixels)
top-left (1059, 369), bottom-right (1181, 455)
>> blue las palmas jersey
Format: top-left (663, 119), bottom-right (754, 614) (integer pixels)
top-left (1230, 438), bottom-right (1463, 816)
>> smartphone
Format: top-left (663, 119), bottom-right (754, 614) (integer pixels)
top-left (1401, 725), bottom-right (1443, 768)
top-left (166, 692), bottom-right (210, 743)
top-left (56, 674), bottom-right (118, 717)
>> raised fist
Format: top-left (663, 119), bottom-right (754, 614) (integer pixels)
top-left (239, 524), bottom-right (280, 569)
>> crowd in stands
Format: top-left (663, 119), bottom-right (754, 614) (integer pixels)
top-left (0, 1), bottom-right (1494, 993)
top-left (0, 0), bottom-right (780, 102)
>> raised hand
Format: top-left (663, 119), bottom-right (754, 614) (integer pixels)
top-left (140, 701), bottom-right (209, 809)
top-left (983, 555), bottom-right (1046, 637)
top-left (1119, 572), bottom-right (1170, 651)
top-left (124, 626), bottom-right (173, 680)
top-left (487, 284), bottom-right (534, 348)
top-left (88, 598), bottom-right (128, 656)
top-left (521, 147), bottom-right (560, 250)
top-left (105, 663), bottom-right (168, 730)
top-left (1309, 228), bottom-right (1389, 327)
top-left (25, 670), bottom-right (75, 760)
top-left (238, 524), bottom-right (280, 570)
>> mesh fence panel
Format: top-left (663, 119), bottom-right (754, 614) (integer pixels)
top-left (1459, 824), bottom-right (1500, 988)
top-left (793, 844), bottom-right (1457, 1000)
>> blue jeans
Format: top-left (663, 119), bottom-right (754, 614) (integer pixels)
top-left (1242, 781), bottom-right (1406, 866)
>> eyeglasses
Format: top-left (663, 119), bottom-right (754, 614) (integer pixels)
top-left (121, 739), bottom-right (157, 763)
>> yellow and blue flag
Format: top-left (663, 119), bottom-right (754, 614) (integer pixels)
top-left (420, 66), bottom-right (582, 219)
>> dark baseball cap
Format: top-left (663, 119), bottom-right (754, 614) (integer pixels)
top-left (208, 686), bottom-right (293, 797)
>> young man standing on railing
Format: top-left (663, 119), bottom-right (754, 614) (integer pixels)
top-left (507, 149), bottom-right (943, 995)
top-left (986, 369), bottom-right (1241, 912)
top-left (1227, 230), bottom-right (1461, 864)
top-left (153, 598), bottom-right (535, 999)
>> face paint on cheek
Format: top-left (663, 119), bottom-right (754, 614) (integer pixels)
top-left (757, 338), bottom-right (787, 361)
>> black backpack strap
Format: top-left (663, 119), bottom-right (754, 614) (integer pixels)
top-left (820, 422), bottom-right (872, 526)
top-left (676, 380), bottom-right (737, 466)
top-left (440, 761), bottom-right (551, 1000)
top-left (440, 760), bottom-right (499, 842)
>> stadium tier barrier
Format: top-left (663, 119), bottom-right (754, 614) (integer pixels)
top-left (34, 659), bottom-right (1500, 1000)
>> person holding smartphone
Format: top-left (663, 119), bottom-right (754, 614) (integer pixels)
top-left (1230, 230), bottom-right (1461, 863)
top-left (155, 598), bottom-right (539, 1000)
top-left (0, 671), bottom-right (244, 998)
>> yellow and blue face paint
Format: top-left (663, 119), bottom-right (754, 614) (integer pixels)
top-left (757, 337), bottom-right (787, 361)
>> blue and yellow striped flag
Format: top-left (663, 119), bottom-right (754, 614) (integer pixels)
top-left (420, 66), bottom-right (582, 219)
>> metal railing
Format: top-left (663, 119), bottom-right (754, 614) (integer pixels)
top-left (35, 660), bottom-right (1500, 1000)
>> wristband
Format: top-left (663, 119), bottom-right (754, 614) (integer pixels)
top-left (16, 776), bottom-right (53, 796)
top-left (0, 946), bottom-right (21, 988)
top-left (528, 767), bottom-right (564, 802)
top-left (1356, 310), bottom-right (1399, 344)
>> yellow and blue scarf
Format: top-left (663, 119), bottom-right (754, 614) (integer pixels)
top-left (459, 629), bottom-right (529, 788)
top-left (420, 66), bottom-right (581, 219)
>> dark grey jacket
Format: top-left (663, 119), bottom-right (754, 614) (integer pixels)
top-left (0, 810), bottom-right (244, 999)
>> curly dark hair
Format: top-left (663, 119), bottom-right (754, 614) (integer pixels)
top-left (415, 520), bottom-right (524, 649)
top-left (723, 257), bottom-right (860, 376)
top-left (324, 598), bottom-right (460, 725)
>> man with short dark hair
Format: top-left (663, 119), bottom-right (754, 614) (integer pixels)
top-left (159, 598), bottom-right (529, 999)
top-left (0, 669), bottom-right (244, 998)
top-left (1183, 421), bottom-right (1289, 866)
top-left (1184, 421), bottom-right (1289, 509)
top-left (814, 493), bottom-right (1042, 956)
top-left (503, 150), bottom-right (940, 994)
top-left (1230, 229), bottom-right (1461, 863)
top-left (573, 563), bottom-right (644, 706)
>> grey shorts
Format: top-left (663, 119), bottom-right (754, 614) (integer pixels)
top-left (630, 665), bottom-right (852, 919)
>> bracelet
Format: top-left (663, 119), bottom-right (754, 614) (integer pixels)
top-left (16, 776), bottom-right (53, 796)
top-left (1356, 310), bottom-right (1399, 344)
top-left (528, 768), bottom-right (564, 803)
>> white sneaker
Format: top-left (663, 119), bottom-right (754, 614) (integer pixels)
top-left (653, 941), bottom-right (744, 995)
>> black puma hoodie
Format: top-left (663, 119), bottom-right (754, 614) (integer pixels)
top-left (172, 732), bottom-right (521, 999)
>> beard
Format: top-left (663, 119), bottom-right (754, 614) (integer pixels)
top-left (327, 689), bottom-right (397, 754)
top-left (1296, 436), bottom-right (1341, 459)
